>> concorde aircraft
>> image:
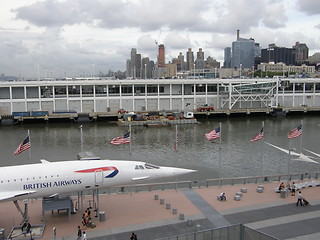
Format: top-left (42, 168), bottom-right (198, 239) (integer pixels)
top-left (0, 159), bottom-right (196, 203)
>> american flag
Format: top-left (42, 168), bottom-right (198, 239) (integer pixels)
top-left (205, 127), bottom-right (221, 140)
top-left (110, 132), bottom-right (131, 145)
top-left (13, 136), bottom-right (31, 156)
top-left (251, 128), bottom-right (264, 142)
top-left (288, 124), bottom-right (302, 139)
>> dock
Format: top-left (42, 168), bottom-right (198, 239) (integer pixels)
top-left (1, 106), bottom-right (320, 125)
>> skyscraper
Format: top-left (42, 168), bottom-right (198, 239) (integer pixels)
top-left (128, 48), bottom-right (142, 78)
top-left (261, 44), bottom-right (295, 65)
top-left (186, 48), bottom-right (194, 70)
top-left (130, 48), bottom-right (137, 78)
top-left (195, 48), bottom-right (205, 69)
top-left (158, 44), bottom-right (165, 67)
top-left (178, 52), bottom-right (185, 71)
top-left (224, 47), bottom-right (231, 68)
top-left (231, 30), bottom-right (256, 69)
top-left (293, 42), bottom-right (309, 65)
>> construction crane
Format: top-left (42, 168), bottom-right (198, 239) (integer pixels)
top-left (155, 30), bottom-right (162, 65)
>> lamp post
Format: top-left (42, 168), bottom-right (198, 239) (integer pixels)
top-left (239, 64), bottom-right (242, 78)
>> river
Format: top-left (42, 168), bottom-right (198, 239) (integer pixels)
top-left (1, 115), bottom-right (320, 182)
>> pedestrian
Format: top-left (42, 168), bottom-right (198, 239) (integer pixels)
top-left (77, 226), bottom-right (82, 239)
top-left (130, 232), bottom-right (137, 240)
top-left (291, 182), bottom-right (296, 196)
top-left (296, 191), bottom-right (303, 206)
top-left (82, 231), bottom-right (87, 240)
top-left (219, 192), bottom-right (227, 201)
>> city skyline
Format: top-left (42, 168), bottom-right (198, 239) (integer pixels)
top-left (1, 0), bottom-right (320, 78)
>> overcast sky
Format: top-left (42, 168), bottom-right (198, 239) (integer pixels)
top-left (1, 0), bottom-right (320, 78)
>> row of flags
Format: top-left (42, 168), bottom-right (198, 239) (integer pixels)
top-left (13, 124), bottom-right (303, 156)
top-left (204, 124), bottom-right (302, 143)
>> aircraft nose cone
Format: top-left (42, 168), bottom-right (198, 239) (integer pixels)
top-left (161, 167), bottom-right (196, 176)
top-left (172, 167), bottom-right (197, 175)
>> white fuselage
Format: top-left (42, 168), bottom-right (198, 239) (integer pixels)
top-left (0, 160), bottom-right (195, 202)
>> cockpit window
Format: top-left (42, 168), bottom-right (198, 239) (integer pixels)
top-left (139, 165), bottom-right (144, 169)
top-left (135, 165), bottom-right (139, 170)
top-left (145, 163), bottom-right (160, 169)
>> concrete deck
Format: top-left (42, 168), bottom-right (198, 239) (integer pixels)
top-left (1, 180), bottom-right (320, 240)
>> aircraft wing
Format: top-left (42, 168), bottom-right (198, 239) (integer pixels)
top-left (303, 148), bottom-right (320, 158)
top-left (0, 190), bottom-right (36, 201)
top-left (265, 142), bottom-right (319, 164)
top-left (294, 153), bottom-right (319, 164)
top-left (265, 142), bottom-right (300, 156)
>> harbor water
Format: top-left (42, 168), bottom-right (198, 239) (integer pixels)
top-left (1, 115), bottom-right (320, 182)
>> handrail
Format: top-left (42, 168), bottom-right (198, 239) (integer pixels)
top-left (101, 172), bottom-right (320, 195)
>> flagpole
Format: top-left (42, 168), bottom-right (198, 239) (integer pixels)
top-left (80, 125), bottom-right (83, 152)
top-left (259, 121), bottom-right (264, 182)
top-left (129, 124), bottom-right (132, 160)
top-left (28, 129), bottom-right (31, 160)
top-left (218, 122), bottom-right (222, 188)
top-left (299, 119), bottom-right (303, 154)
top-left (175, 124), bottom-right (178, 192)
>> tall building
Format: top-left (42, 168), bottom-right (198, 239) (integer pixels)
top-left (186, 48), bottom-right (194, 70)
top-left (135, 54), bottom-right (141, 78)
top-left (293, 42), bottom-right (309, 65)
top-left (261, 44), bottom-right (295, 66)
top-left (128, 48), bottom-right (142, 78)
top-left (126, 59), bottom-right (131, 78)
top-left (141, 58), bottom-right (154, 79)
top-left (195, 48), bottom-right (205, 69)
top-left (158, 44), bottom-right (165, 67)
top-left (231, 30), bottom-right (256, 69)
top-left (178, 52), bottom-right (185, 71)
top-left (224, 47), bottom-right (232, 68)
top-left (130, 48), bottom-right (137, 78)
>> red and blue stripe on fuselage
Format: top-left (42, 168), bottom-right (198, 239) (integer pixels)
top-left (74, 166), bottom-right (119, 178)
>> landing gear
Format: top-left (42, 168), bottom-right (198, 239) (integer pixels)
top-left (13, 200), bottom-right (31, 232)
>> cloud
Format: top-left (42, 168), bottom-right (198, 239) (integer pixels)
top-left (14, 0), bottom-right (86, 27)
top-left (297, 0), bottom-right (320, 15)
top-left (262, 1), bottom-right (287, 28)
top-left (14, 0), bottom-right (288, 34)
top-left (163, 32), bottom-right (191, 50)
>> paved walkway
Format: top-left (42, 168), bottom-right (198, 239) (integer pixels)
top-left (1, 180), bottom-right (320, 239)
top-left (181, 189), bottom-right (230, 228)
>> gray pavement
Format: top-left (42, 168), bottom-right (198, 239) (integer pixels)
top-left (49, 185), bottom-right (320, 240)
top-left (181, 188), bottom-right (231, 228)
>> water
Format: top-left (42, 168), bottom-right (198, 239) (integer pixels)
top-left (1, 115), bottom-right (320, 181)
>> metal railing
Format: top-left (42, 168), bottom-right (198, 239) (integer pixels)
top-left (156, 224), bottom-right (278, 240)
top-left (98, 172), bottom-right (320, 195)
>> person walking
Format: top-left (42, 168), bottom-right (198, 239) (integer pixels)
top-left (77, 226), bottom-right (82, 239)
top-left (130, 232), bottom-right (137, 240)
top-left (82, 231), bottom-right (87, 240)
top-left (296, 191), bottom-right (303, 206)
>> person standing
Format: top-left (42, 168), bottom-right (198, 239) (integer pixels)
top-left (77, 226), bottom-right (82, 239)
top-left (296, 191), bottom-right (303, 206)
top-left (291, 182), bottom-right (296, 196)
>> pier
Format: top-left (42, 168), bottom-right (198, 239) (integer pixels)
top-left (1, 106), bottom-right (320, 125)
